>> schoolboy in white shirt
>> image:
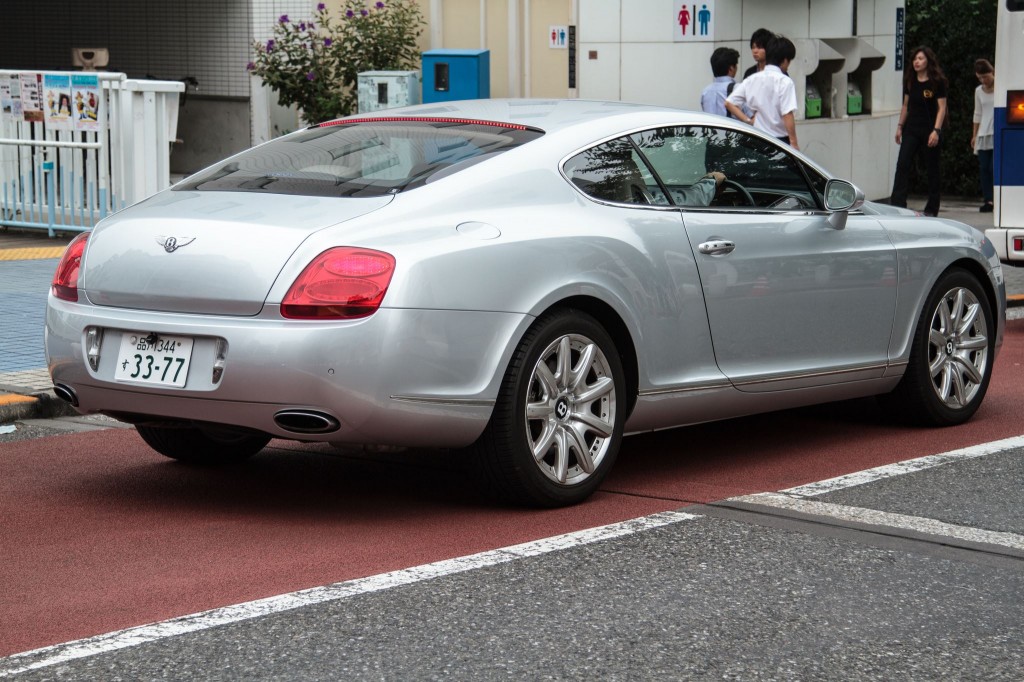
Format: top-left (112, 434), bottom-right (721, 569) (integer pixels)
top-left (725, 36), bottom-right (799, 151)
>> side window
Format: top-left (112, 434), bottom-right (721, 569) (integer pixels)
top-left (563, 136), bottom-right (666, 206)
top-left (631, 127), bottom-right (716, 207)
top-left (701, 127), bottom-right (818, 209)
top-left (633, 126), bottom-right (819, 209)
top-left (631, 128), bottom-right (708, 185)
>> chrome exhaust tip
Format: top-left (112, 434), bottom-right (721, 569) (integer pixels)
top-left (273, 409), bottom-right (340, 434)
top-left (53, 383), bottom-right (79, 407)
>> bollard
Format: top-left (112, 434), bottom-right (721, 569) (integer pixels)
top-left (42, 152), bottom-right (56, 238)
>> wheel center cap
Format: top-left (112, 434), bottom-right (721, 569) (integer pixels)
top-left (555, 397), bottom-right (570, 421)
top-left (945, 340), bottom-right (955, 356)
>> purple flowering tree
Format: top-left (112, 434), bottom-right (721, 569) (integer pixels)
top-left (249, 0), bottom-right (424, 124)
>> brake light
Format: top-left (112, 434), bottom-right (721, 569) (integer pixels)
top-left (320, 116), bottom-right (530, 131)
top-left (1014, 237), bottom-right (1023, 253)
top-left (52, 232), bottom-right (90, 302)
top-left (281, 247), bottom-right (396, 319)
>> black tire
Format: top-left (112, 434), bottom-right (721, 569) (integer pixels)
top-left (471, 309), bottom-right (626, 507)
top-left (136, 424), bottom-right (270, 464)
top-left (884, 268), bottom-right (994, 426)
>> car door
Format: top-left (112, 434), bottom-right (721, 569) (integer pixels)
top-left (633, 125), bottom-right (898, 391)
top-left (561, 134), bottom-right (725, 392)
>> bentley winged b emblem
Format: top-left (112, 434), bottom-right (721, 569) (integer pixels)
top-left (155, 235), bottom-right (196, 253)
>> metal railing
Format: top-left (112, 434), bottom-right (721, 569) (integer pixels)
top-left (0, 71), bottom-right (183, 235)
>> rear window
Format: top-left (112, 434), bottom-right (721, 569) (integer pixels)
top-left (176, 119), bottom-right (544, 198)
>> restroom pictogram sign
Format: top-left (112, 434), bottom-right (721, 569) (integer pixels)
top-left (549, 25), bottom-right (568, 49)
top-left (673, 1), bottom-right (715, 41)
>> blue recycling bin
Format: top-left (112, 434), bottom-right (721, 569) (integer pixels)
top-left (421, 49), bottom-right (490, 103)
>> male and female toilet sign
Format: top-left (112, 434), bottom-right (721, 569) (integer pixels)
top-left (550, 26), bottom-right (569, 48)
top-left (675, 0), bottom-right (716, 41)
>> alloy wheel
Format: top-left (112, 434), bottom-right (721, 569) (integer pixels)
top-left (927, 286), bottom-right (989, 409)
top-left (524, 333), bottom-right (617, 485)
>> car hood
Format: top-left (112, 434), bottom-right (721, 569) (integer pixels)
top-left (82, 190), bottom-right (393, 315)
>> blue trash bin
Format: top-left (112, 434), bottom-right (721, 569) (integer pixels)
top-left (421, 49), bottom-right (490, 103)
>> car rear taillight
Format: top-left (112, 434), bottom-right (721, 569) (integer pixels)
top-left (1014, 237), bottom-right (1023, 253)
top-left (52, 232), bottom-right (90, 302)
top-left (281, 247), bottom-right (396, 319)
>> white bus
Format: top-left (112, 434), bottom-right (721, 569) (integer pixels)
top-left (991, 0), bottom-right (1024, 261)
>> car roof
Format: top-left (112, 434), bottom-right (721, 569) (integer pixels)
top-left (341, 98), bottom-right (728, 135)
top-left (333, 98), bottom-right (837, 183)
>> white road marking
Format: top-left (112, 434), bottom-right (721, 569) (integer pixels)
top-left (733, 492), bottom-right (1024, 551)
top-left (780, 434), bottom-right (1024, 498)
top-left (0, 511), bottom-right (697, 677)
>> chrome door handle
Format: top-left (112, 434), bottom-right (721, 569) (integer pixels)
top-left (698, 239), bottom-right (735, 255)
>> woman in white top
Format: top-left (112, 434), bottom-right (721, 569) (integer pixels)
top-left (972, 58), bottom-right (995, 213)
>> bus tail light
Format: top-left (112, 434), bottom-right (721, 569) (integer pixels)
top-left (1009, 91), bottom-right (1024, 125)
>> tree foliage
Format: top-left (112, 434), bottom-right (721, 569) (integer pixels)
top-left (249, 0), bottom-right (424, 125)
top-left (905, 0), bottom-right (996, 197)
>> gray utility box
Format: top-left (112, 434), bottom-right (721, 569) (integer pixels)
top-left (357, 71), bottom-right (422, 113)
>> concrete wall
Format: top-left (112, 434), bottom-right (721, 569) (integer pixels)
top-left (413, 0), bottom-right (907, 199)
top-left (172, 97), bottom-right (253, 176)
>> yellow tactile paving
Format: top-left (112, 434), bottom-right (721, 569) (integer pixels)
top-left (0, 393), bottom-right (37, 406)
top-left (0, 246), bottom-right (67, 260)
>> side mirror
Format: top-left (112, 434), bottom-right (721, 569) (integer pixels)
top-left (823, 179), bottom-right (865, 230)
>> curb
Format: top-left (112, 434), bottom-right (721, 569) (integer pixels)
top-left (0, 390), bottom-right (78, 424)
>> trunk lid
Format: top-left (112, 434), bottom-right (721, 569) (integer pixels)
top-left (83, 190), bottom-right (392, 315)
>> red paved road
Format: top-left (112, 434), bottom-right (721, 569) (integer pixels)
top-left (2, 319), bottom-right (1022, 656)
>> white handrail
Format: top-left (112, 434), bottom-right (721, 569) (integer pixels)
top-left (0, 138), bottom-right (102, 149)
top-left (0, 69), bottom-right (183, 234)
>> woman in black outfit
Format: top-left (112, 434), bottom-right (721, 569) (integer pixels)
top-left (890, 46), bottom-right (948, 216)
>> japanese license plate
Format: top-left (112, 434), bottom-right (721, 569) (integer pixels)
top-left (114, 332), bottom-right (194, 387)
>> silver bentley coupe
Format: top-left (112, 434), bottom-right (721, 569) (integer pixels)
top-left (46, 99), bottom-right (1005, 506)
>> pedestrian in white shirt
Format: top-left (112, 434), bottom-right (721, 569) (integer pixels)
top-left (725, 36), bottom-right (799, 150)
top-left (972, 58), bottom-right (995, 213)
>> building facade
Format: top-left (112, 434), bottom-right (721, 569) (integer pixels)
top-left (419, 0), bottom-right (908, 200)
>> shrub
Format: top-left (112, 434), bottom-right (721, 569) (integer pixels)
top-left (249, 0), bottom-right (424, 125)
top-left (905, 0), bottom-right (996, 197)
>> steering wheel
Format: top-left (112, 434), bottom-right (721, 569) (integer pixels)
top-left (630, 183), bottom-right (655, 205)
top-left (722, 179), bottom-right (755, 206)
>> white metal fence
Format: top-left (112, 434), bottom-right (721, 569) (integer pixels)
top-left (0, 71), bottom-right (183, 235)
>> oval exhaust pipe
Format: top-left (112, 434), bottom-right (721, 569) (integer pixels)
top-left (273, 409), bottom-right (340, 434)
top-left (53, 383), bottom-right (79, 407)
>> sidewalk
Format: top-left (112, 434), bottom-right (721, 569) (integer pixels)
top-left (0, 230), bottom-right (77, 424)
top-left (2, 200), bottom-right (1023, 424)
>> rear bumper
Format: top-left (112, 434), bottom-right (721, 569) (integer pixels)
top-left (46, 298), bottom-right (531, 447)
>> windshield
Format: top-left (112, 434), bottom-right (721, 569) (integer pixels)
top-left (176, 119), bottom-right (544, 198)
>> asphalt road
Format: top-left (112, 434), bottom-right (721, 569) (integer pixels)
top-left (1, 320), bottom-right (1022, 680)
top-left (3, 445), bottom-right (1022, 681)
